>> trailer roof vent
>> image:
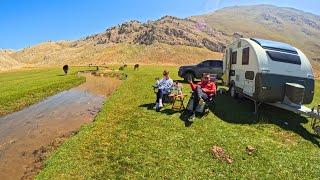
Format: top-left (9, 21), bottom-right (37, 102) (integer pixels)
top-left (251, 38), bottom-right (298, 54)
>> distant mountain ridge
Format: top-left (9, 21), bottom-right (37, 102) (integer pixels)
top-left (74, 15), bottom-right (228, 52)
top-left (1, 4), bottom-right (320, 75)
top-left (190, 4), bottom-right (320, 59)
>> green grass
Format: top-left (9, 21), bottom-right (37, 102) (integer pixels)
top-left (0, 67), bottom-right (93, 116)
top-left (311, 80), bottom-right (320, 108)
top-left (37, 66), bottom-right (319, 179)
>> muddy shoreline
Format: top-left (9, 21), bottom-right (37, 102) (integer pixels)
top-left (0, 73), bottom-right (122, 180)
top-left (22, 130), bottom-right (78, 179)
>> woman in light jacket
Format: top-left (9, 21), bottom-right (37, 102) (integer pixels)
top-left (154, 70), bottom-right (173, 109)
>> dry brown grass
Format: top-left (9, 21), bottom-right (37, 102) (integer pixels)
top-left (0, 50), bottom-right (22, 71)
top-left (11, 42), bottom-right (223, 66)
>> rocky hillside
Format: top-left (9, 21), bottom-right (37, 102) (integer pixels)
top-left (77, 16), bottom-right (228, 52)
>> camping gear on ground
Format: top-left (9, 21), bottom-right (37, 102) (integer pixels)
top-left (172, 82), bottom-right (183, 95)
top-left (223, 38), bottom-right (319, 134)
top-left (171, 94), bottom-right (188, 110)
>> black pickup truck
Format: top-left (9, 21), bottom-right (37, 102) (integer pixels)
top-left (178, 60), bottom-right (223, 81)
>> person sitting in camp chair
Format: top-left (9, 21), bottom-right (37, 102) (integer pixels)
top-left (153, 70), bottom-right (173, 110)
top-left (188, 73), bottom-right (217, 119)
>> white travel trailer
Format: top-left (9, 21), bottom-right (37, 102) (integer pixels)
top-left (223, 38), bottom-right (315, 109)
top-left (223, 38), bottom-right (320, 134)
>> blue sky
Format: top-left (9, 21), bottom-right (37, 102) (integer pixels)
top-left (1, 0), bottom-right (320, 49)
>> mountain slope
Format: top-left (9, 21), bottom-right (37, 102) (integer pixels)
top-left (190, 4), bottom-right (320, 59)
top-left (0, 50), bottom-right (22, 71)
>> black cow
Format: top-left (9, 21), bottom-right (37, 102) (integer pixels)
top-left (63, 65), bottom-right (69, 75)
top-left (134, 64), bottom-right (139, 71)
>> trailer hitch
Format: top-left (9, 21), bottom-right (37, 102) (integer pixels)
top-left (311, 104), bottom-right (320, 135)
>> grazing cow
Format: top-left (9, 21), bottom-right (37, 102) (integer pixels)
top-left (63, 65), bottom-right (69, 75)
top-left (134, 64), bottom-right (139, 71)
top-left (119, 64), bottom-right (128, 71)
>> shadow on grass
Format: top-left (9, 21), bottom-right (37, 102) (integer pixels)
top-left (139, 103), bottom-right (182, 116)
top-left (139, 103), bottom-right (194, 127)
top-left (139, 94), bottom-right (320, 145)
top-left (211, 94), bottom-right (320, 147)
top-left (179, 110), bottom-right (194, 127)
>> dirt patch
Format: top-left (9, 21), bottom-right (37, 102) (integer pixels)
top-left (211, 146), bottom-right (233, 164)
top-left (21, 131), bottom-right (76, 179)
top-left (246, 145), bottom-right (256, 155)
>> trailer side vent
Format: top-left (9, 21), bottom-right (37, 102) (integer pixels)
top-left (284, 83), bottom-right (305, 105)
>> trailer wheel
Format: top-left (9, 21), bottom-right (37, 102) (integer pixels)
top-left (229, 85), bottom-right (237, 98)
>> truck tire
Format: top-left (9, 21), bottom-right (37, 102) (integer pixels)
top-left (184, 73), bottom-right (194, 82)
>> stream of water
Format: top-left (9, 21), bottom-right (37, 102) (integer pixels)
top-left (0, 73), bottom-right (120, 179)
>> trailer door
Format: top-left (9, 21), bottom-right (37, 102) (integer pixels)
top-left (242, 47), bottom-right (255, 96)
top-left (229, 50), bottom-right (237, 85)
top-left (243, 71), bottom-right (255, 96)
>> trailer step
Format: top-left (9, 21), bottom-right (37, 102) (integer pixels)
top-left (268, 102), bottom-right (320, 135)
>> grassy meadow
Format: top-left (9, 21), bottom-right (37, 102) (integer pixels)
top-left (0, 67), bottom-right (93, 116)
top-left (37, 66), bottom-right (320, 179)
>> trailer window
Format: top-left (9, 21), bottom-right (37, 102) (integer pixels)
top-left (242, 47), bottom-right (249, 65)
top-left (245, 71), bottom-right (255, 80)
top-left (266, 51), bottom-right (301, 65)
top-left (231, 51), bottom-right (237, 64)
